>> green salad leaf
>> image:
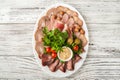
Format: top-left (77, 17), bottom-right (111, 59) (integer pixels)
top-left (42, 27), bottom-right (68, 52)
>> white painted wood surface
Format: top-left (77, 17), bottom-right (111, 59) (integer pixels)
top-left (0, 0), bottom-right (120, 80)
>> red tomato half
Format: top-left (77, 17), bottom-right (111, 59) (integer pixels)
top-left (73, 45), bottom-right (79, 51)
top-left (46, 47), bottom-right (51, 53)
top-left (51, 52), bottom-right (57, 58)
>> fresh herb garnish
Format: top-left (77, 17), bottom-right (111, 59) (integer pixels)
top-left (42, 27), bottom-right (68, 52)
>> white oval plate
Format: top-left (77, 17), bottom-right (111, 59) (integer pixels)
top-left (33, 3), bottom-right (89, 78)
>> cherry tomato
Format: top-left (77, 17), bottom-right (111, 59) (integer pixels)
top-left (73, 45), bottom-right (79, 51)
top-left (46, 47), bottom-right (51, 53)
top-left (51, 50), bottom-right (56, 53)
top-left (51, 52), bottom-right (57, 58)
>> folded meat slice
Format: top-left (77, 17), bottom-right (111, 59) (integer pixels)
top-left (41, 54), bottom-right (52, 66)
top-left (73, 54), bottom-right (82, 64)
top-left (62, 13), bottom-right (69, 23)
top-left (79, 34), bottom-right (87, 47)
top-left (55, 61), bottom-right (63, 71)
top-left (46, 8), bottom-right (56, 17)
top-left (35, 42), bottom-right (44, 59)
top-left (48, 59), bottom-right (59, 72)
top-left (34, 29), bottom-right (43, 42)
top-left (59, 63), bottom-right (66, 72)
top-left (73, 16), bottom-right (83, 27)
top-left (66, 59), bottom-right (74, 70)
top-left (67, 17), bottom-right (74, 28)
top-left (38, 16), bottom-right (50, 29)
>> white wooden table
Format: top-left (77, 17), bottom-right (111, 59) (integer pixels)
top-left (0, 0), bottom-right (120, 80)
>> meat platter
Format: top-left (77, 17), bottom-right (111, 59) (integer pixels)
top-left (33, 3), bottom-right (89, 77)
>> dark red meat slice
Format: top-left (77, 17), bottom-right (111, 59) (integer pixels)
top-left (66, 59), bottom-right (74, 70)
top-left (59, 63), bottom-right (66, 72)
top-left (41, 54), bottom-right (52, 66)
top-left (55, 61), bottom-right (63, 71)
top-left (48, 59), bottom-right (59, 72)
top-left (73, 54), bottom-right (82, 64)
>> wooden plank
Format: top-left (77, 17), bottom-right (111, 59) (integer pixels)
top-left (0, 2), bottom-right (120, 23)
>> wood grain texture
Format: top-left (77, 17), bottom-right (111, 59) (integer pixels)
top-left (0, 0), bottom-right (120, 80)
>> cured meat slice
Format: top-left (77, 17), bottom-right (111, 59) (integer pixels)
top-left (66, 59), bottom-right (74, 70)
top-left (55, 61), bottom-right (63, 71)
top-left (59, 63), bottom-right (66, 72)
top-left (42, 54), bottom-right (52, 66)
top-left (79, 34), bottom-right (87, 47)
top-left (48, 59), bottom-right (59, 72)
top-left (73, 54), bottom-right (82, 64)
top-left (35, 42), bottom-right (44, 59)
top-left (62, 13), bottom-right (69, 23)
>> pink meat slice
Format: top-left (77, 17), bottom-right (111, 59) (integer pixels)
top-left (48, 59), bottom-right (59, 72)
top-left (34, 29), bottom-right (43, 42)
top-left (62, 13), bottom-right (69, 23)
top-left (35, 42), bottom-right (44, 59)
top-left (79, 34), bottom-right (88, 47)
top-left (67, 18), bottom-right (74, 28)
top-left (66, 59), bottom-right (74, 70)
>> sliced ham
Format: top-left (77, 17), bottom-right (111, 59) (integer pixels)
top-left (73, 16), bottom-right (83, 26)
top-left (62, 13), bottom-right (69, 23)
top-left (34, 29), bottom-right (43, 42)
top-left (46, 8), bottom-right (56, 17)
top-left (55, 21), bottom-right (64, 31)
top-left (67, 18), bottom-right (74, 27)
top-left (57, 6), bottom-right (69, 12)
top-left (59, 63), bottom-right (66, 72)
top-left (66, 59), bottom-right (74, 70)
top-left (48, 59), bottom-right (59, 72)
top-left (38, 16), bottom-right (46, 29)
top-left (79, 34), bottom-right (87, 47)
top-left (42, 54), bottom-right (52, 66)
top-left (35, 42), bottom-right (44, 59)
top-left (74, 32), bottom-right (80, 38)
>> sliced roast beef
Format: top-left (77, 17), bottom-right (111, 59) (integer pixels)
top-left (59, 63), bottom-right (66, 72)
top-left (41, 54), bottom-right (52, 66)
top-left (73, 54), bottom-right (82, 64)
top-left (48, 59), bottom-right (59, 72)
top-left (55, 61), bottom-right (63, 71)
top-left (66, 59), bottom-right (74, 70)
